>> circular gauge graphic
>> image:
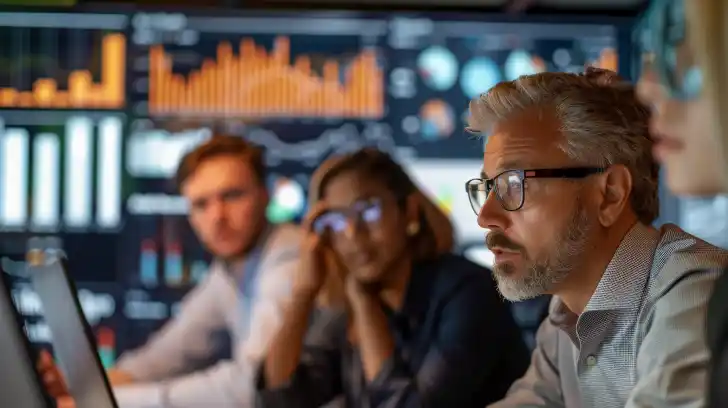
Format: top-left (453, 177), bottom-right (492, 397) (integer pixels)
top-left (417, 46), bottom-right (459, 91)
top-left (505, 50), bottom-right (546, 80)
top-left (266, 177), bottom-right (306, 223)
top-left (419, 99), bottom-right (456, 140)
top-left (460, 57), bottom-right (502, 98)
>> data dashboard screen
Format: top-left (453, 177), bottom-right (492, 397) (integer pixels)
top-left (388, 17), bottom-right (617, 157)
top-left (0, 12), bottom-right (127, 233)
top-left (0, 8), bottom-right (624, 356)
top-left (0, 9), bottom-right (622, 275)
top-left (0, 12), bottom-right (127, 286)
top-left (122, 10), bottom-right (620, 232)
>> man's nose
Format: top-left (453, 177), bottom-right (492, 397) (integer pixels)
top-left (477, 193), bottom-right (508, 231)
top-left (207, 199), bottom-right (226, 222)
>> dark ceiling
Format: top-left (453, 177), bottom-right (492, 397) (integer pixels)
top-left (80, 0), bottom-right (647, 15)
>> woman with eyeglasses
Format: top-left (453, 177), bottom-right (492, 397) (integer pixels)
top-left (636, 0), bottom-right (728, 406)
top-left (256, 148), bottom-right (530, 408)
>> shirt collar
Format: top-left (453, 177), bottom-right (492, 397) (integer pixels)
top-left (214, 223), bottom-right (275, 278)
top-left (550, 222), bottom-right (661, 325)
top-left (585, 222), bottom-right (660, 311)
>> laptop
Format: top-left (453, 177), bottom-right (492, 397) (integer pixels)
top-left (24, 243), bottom-right (118, 408)
top-left (0, 261), bottom-right (54, 408)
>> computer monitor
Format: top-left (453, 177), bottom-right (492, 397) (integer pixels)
top-left (26, 246), bottom-right (118, 408)
top-left (0, 265), bottom-right (53, 408)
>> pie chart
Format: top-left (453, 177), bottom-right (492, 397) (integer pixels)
top-left (505, 50), bottom-right (546, 80)
top-left (460, 57), bottom-right (502, 99)
top-left (417, 46), bottom-right (459, 91)
top-left (419, 99), bottom-right (456, 140)
top-left (266, 176), bottom-right (306, 223)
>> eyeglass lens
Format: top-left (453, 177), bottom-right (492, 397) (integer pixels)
top-left (312, 200), bottom-right (383, 235)
top-left (468, 170), bottom-right (525, 214)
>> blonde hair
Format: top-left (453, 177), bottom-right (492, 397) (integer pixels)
top-left (468, 69), bottom-right (659, 224)
top-left (689, 0), bottom-right (728, 175)
top-left (307, 149), bottom-right (455, 307)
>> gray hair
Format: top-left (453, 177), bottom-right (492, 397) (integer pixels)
top-left (468, 68), bottom-right (658, 224)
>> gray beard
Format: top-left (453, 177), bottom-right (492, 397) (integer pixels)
top-left (493, 201), bottom-right (592, 302)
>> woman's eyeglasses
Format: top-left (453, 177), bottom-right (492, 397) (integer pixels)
top-left (312, 198), bottom-right (383, 235)
top-left (465, 167), bottom-right (605, 214)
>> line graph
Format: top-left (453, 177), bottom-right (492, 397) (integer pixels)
top-left (125, 121), bottom-right (396, 176)
top-left (146, 37), bottom-right (384, 119)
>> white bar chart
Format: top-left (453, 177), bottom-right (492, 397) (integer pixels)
top-left (97, 117), bottom-right (122, 228)
top-left (64, 116), bottom-right (93, 228)
top-left (0, 115), bottom-right (123, 231)
top-left (32, 133), bottom-right (61, 229)
top-left (0, 126), bottom-right (30, 228)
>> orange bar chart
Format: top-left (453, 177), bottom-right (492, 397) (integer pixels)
top-left (0, 33), bottom-right (126, 110)
top-left (148, 36), bottom-right (384, 119)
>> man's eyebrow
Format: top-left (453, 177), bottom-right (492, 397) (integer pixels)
top-left (498, 160), bottom-right (526, 171)
top-left (482, 161), bottom-right (526, 179)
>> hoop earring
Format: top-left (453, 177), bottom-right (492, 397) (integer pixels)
top-left (406, 222), bottom-right (420, 236)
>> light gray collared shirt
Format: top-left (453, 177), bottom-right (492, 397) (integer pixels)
top-left (489, 222), bottom-right (728, 408)
top-left (112, 224), bottom-right (303, 408)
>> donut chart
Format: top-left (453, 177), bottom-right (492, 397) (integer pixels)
top-left (460, 57), bottom-right (502, 98)
top-left (417, 46), bottom-right (459, 91)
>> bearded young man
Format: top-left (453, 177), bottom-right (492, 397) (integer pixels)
top-left (465, 68), bottom-right (728, 408)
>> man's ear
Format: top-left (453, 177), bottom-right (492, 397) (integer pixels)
top-left (595, 164), bottom-right (632, 227)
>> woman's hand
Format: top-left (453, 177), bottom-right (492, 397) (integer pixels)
top-left (344, 274), bottom-right (379, 309)
top-left (292, 202), bottom-right (330, 299)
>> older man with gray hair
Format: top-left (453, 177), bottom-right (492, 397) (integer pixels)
top-left (465, 68), bottom-right (728, 408)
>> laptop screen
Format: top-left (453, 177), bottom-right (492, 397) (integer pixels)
top-left (23, 248), bottom-right (118, 408)
top-left (0, 261), bottom-right (54, 408)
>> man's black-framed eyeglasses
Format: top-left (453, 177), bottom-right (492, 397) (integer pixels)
top-left (465, 167), bottom-right (605, 214)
